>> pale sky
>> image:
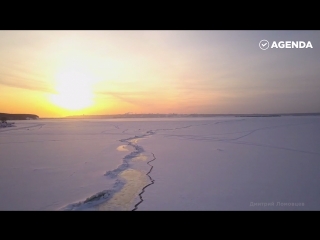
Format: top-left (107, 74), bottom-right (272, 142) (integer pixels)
top-left (0, 30), bottom-right (319, 117)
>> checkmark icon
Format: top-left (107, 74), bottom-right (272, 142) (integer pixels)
top-left (259, 40), bottom-right (269, 50)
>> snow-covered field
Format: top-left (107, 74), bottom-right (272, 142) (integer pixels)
top-left (0, 116), bottom-right (319, 210)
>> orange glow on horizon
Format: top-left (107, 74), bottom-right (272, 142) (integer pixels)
top-left (4, 30), bottom-right (308, 118)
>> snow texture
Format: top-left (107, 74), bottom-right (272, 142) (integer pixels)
top-left (0, 117), bottom-right (319, 210)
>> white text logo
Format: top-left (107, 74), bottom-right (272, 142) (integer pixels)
top-left (260, 40), bottom-right (313, 50)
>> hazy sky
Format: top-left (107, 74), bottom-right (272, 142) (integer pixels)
top-left (0, 30), bottom-right (319, 117)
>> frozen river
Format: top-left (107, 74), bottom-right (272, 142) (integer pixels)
top-left (0, 116), bottom-right (319, 210)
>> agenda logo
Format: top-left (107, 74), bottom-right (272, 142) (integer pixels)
top-left (259, 40), bottom-right (313, 50)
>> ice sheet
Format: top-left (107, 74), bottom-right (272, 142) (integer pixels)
top-left (1, 117), bottom-right (319, 210)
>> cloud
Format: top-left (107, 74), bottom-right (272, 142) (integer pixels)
top-left (0, 76), bottom-right (55, 94)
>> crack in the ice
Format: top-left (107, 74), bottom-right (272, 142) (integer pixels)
top-left (62, 121), bottom-right (240, 211)
top-left (132, 153), bottom-right (156, 211)
top-left (0, 123), bottom-right (45, 133)
top-left (227, 121), bottom-right (316, 141)
top-left (224, 140), bottom-right (320, 155)
top-left (61, 179), bottom-right (125, 210)
top-left (104, 132), bottom-right (153, 178)
top-left (112, 125), bottom-right (120, 129)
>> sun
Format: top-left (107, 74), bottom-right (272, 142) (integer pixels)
top-left (50, 68), bottom-right (94, 110)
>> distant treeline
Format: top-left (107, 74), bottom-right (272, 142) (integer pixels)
top-left (65, 113), bottom-right (320, 119)
top-left (0, 113), bottom-right (39, 120)
top-left (235, 115), bottom-right (281, 117)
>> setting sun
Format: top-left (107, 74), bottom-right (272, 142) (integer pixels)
top-left (50, 67), bottom-right (95, 110)
top-left (51, 70), bottom-right (93, 110)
